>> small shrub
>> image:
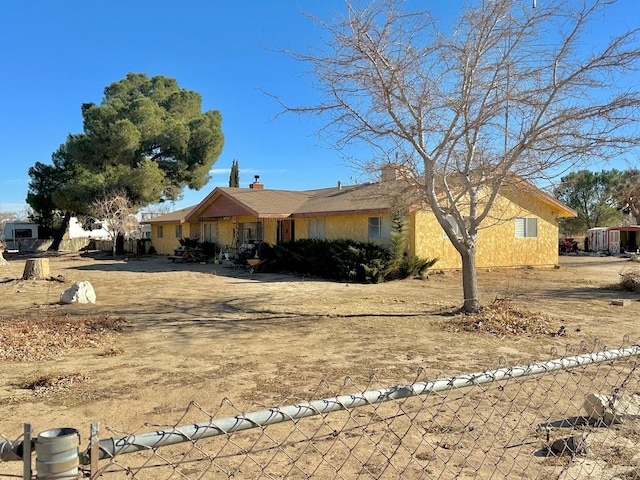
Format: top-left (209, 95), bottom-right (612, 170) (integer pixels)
top-left (100, 346), bottom-right (125, 357)
top-left (618, 268), bottom-right (640, 292)
top-left (382, 215), bottom-right (438, 280)
top-left (391, 254), bottom-right (439, 280)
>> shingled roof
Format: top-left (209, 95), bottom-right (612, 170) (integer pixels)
top-left (140, 206), bottom-right (196, 225)
top-left (141, 176), bottom-right (574, 224)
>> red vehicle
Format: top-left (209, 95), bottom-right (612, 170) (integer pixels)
top-left (559, 237), bottom-right (579, 254)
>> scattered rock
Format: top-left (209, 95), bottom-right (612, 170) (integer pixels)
top-left (60, 281), bottom-right (96, 304)
top-left (554, 325), bottom-right (566, 337)
top-left (611, 299), bottom-right (628, 306)
top-left (549, 435), bottom-right (589, 456)
top-left (583, 393), bottom-right (640, 425)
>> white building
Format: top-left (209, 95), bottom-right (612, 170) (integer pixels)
top-left (67, 217), bottom-right (112, 240)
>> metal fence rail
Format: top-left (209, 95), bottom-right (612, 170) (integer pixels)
top-left (86, 345), bottom-right (640, 461)
top-left (1, 340), bottom-right (639, 479)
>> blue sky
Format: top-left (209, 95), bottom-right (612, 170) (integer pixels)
top-left (0, 0), bottom-right (638, 214)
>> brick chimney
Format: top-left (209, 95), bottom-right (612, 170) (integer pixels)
top-left (249, 175), bottom-right (264, 189)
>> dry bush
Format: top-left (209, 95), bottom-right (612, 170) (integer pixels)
top-left (0, 314), bottom-right (126, 362)
top-left (617, 268), bottom-right (640, 293)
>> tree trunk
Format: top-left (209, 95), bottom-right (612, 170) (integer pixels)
top-left (22, 258), bottom-right (50, 280)
top-left (461, 249), bottom-right (481, 313)
top-left (48, 211), bottom-right (71, 251)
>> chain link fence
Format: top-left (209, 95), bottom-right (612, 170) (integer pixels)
top-left (2, 338), bottom-right (640, 479)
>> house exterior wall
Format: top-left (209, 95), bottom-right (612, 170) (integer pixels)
top-left (151, 225), bottom-right (175, 254)
top-left (325, 214), bottom-right (366, 241)
top-left (262, 218), bottom-right (278, 245)
top-left (412, 211), bottom-right (459, 268)
top-left (413, 192), bottom-right (560, 269)
top-left (150, 222), bottom-right (196, 255)
top-left (323, 213), bottom-right (391, 245)
top-left (217, 220), bottom-right (235, 247)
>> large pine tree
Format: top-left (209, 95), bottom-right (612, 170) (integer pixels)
top-left (27, 73), bottom-right (225, 250)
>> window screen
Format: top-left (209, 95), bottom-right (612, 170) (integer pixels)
top-left (515, 218), bottom-right (537, 238)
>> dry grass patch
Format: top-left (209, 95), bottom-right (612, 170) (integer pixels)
top-left (446, 299), bottom-right (563, 337)
top-left (0, 314), bottom-right (127, 362)
top-left (21, 372), bottom-right (90, 398)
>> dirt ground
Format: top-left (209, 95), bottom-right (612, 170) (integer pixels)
top-left (1, 252), bottom-right (639, 476)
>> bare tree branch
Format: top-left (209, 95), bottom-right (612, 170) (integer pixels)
top-left (278, 0), bottom-right (640, 311)
top-left (91, 191), bottom-right (138, 257)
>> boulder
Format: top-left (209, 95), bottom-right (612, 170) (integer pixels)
top-left (583, 393), bottom-right (640, 425)
top-left (60, 281), bottom-right (96, 304)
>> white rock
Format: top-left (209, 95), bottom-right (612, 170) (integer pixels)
top-left (60, 281), bottom-right (96, 304)
top-left (583, 393), bottom-right (640, 425)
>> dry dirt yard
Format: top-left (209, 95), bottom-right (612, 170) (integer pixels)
top-left (1, 251), bottom-right (640, 474)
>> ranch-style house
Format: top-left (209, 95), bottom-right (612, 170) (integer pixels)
top-left (142, 172), bottom-right (576, 269)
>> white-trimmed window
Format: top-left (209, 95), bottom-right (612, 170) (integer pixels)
top-left (308, 218), bottom-right (326, 239)
top-left (156, 225), bottom-right (163, 239)
top-left (515, 217), bottom-right (538, 238)
top-left (368, 216), bottom-right (391, 240)
top-left (368, 217), bottom-right (382, 239)
top-left (175, 224), bottom-right (182, 239)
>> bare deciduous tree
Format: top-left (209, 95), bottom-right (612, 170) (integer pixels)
top-left (283, 0), bottom-right (640, 312)
top-left (91, 192), bottom-right (139, 257)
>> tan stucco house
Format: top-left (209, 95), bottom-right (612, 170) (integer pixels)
top-left (142, 175), bottom-right (576, 269)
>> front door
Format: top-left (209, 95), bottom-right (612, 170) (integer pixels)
top-left (278, 220), bottom-right (294, 243)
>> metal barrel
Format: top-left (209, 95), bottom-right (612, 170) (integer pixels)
top-left (35, 428), bottom-right (79, 479)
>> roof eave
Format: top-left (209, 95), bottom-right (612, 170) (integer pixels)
top-left (291, 208), bottom-right (389, 218)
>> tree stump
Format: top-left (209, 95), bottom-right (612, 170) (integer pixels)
top-left (22, 258), bottom-right (50, 280)
top-left (0, 251), bottom-right (7, 266)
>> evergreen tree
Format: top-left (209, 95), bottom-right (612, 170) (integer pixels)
top-left (229, 159), bottom-right (240, 187)
top-left (555, 170), bottom-right (624, 234)
top-left (27, 73), bottom-right (224, 250)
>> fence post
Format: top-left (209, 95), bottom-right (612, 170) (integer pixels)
top-left (90, 422), bottom-right (99, 479)
top-left (22, 423), bottom-right (32, 480)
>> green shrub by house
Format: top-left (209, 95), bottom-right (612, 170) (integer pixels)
top-left (261, 237), bottom-right (437, 283)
